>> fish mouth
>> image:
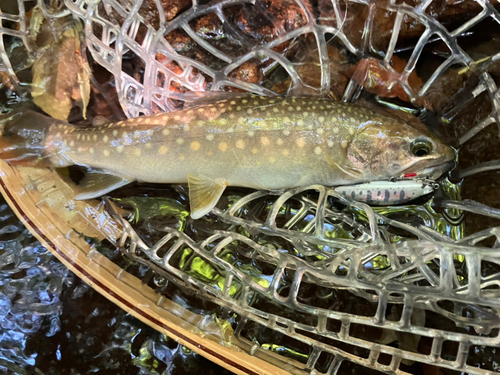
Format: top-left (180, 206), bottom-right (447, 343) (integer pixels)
top-left (401, 159), bottom-right (456, 180)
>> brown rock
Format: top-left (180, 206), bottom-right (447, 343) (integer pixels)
top-left (226, 0), bottom-right (307, 43)
top-left (228, 60), bottom-right (264, 84)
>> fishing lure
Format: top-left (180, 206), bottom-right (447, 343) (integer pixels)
top-left (335, 179), bottom-right (438, 205)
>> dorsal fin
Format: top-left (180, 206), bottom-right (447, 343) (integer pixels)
top-left (92, 115), bottom-right (112, 127)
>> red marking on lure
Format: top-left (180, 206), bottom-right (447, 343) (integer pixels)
top-left (404, 173), bottom-right (417, 178)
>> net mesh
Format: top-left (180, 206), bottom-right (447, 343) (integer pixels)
top-left (1, 0), bottom-right (500, 374)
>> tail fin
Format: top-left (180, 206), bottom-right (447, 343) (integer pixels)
top-left (0, 111), bottom-right (63, 167)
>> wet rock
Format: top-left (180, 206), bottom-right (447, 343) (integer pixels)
top-left (318, 0), bottom-right (496, 54)
top-left (228, 60), bottom-right (264, 84)
top-left (226, 0), bottom-right (307, 44)
top-left (189, 13), bottom-right (250, 58)
top-left (272, 41), bottom-right (352, 96)
top-left (97, 0), bottom-right (191, 44)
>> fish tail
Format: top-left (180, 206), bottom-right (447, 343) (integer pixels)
top-left (0, 111), bottom-right (59, 167)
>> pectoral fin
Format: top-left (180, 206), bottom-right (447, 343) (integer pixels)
top-left (324, 151), bottom-right (363, 180)
top-left (74, 169), bottom-right (133, 200)
top-left (188, 173), bottom-right (227, 219)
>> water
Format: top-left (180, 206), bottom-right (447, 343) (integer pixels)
top-left (0, 196), bottom-right (233, 374)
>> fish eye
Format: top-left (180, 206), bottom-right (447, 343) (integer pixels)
top-left (410, 139), bottom-right (432, 157)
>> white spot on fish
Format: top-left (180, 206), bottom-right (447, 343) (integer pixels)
top-left (252, 148), bottom-right (258, 154)
top-left (236, 140), bottom-right (245, 149)
top-left (269, 157), bottom-right (276, 163)
top-left (112, 130), bottom-right (118, 137)
top-left (296, 138), bottom-right (306, 148)
top-left (184, 125), bottom-right (190, 131)
top-left (174, 115), bottom-right (180, 121)
top-left (318, 116), bottom-right (325, 123)
top-left (70, 140), bottom-right (75, 147)
top-left (103, 135), bottom-right (109, 142)
top-left (134, 148), bottom-right (141, 157)
top-left (317, 128), bottom-right (324, 135)
top-left (90, 147), bottom-right (94, 154)
top-left (146, 143), bottom-right (152, 149)
top-left (162, 129), bottom-right (170, 136)
top-left (247, 130), bottom-right (254, 137)
top-left (314, 146), bottom-right (322, 155)
top-left (283, 149), bottom-right (290, 156)
top-left (327, 140), bottom-right (334, 147)
top-left (261, 137), bottom-right (270, 146)
top-left (117, 146), bottom-right (124, 153)
top-left (206, 134), bottom-right (214, 141)
top-left (145, 118), bottom-right (151, 124)
top-left (276, 138), bottom-right (284, 145)
top-left (283, 129), bottom-right (290, 136)
top-left (297, 120), bottom-right (304, 126)
top-left (103, 150), bottom-right (110, 157)
top-left (158, 145), bottom-right (168, 154)
top-left (247, 109), bottom-right (253, 115)
top-left (177, 138), bottom-right (184, 145)
top-left (242, 99), bottom-right (248, 104)
top-left (333, 127), bottom-right (339, 133)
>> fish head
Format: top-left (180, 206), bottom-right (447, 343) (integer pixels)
top-left (346, 121), bottom-right (456, 181)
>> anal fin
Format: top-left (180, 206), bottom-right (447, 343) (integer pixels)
top-left (188, 173), bottom-right (227, 219)
top-left (74, 169), bottom-right (133, 200)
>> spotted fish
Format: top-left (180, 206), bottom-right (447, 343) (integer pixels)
top-left (0, 95), bottom-right (455, 219)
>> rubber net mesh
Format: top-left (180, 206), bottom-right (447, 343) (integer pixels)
top-left (1, 0), bottom-right (500, 374)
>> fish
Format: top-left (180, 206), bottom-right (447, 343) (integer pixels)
top-left (0, 95), bottom-right (455, 219)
